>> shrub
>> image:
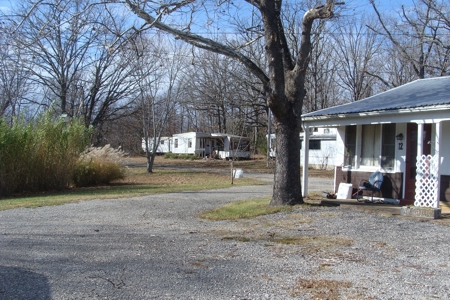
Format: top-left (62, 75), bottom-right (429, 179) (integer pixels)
top-left (164, 152), bottom-right (176, 159)
top-left (72, 145), bottom-right (127, 187)
top-left (163, 153), bottom-right (199, 160)
top-left (0, 113), bottom-right (91, 197)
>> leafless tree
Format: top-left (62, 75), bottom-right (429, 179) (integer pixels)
top-left (8, 0), bottom-right (98, 115)
top-left (419, 0), bottom-right (450, 76)
top-left (138, 34), bottom-right (187, 172)
top-left (120, 0), bottom-right (342, 205)
top-left (369, 0), bottom-right (447, 81)
top-left (333, 16), bottom-right (382, 101)
top-left (4, 0), bottom-right (142, 141)
top-left (181, 50), bottom-right (255, 134)
top-left (0, 28), bottom-right (33, 120)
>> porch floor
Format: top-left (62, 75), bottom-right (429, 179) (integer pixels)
top-left (319, 199), bottom-right (450, 216)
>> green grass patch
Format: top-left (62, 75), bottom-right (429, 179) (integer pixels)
top-left (0, 168), bottom-right (264, 211)
top-left (199, 198), bottom-right (293, 220)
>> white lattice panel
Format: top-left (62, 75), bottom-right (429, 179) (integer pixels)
top-left (415, 155), bottom-right (439, 207)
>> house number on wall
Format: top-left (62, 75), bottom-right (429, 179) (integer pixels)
top-left (398, 142), bottom-right (403, 150)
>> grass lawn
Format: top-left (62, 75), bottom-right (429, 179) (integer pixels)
top-left (0, 155), bottom-right (333, 211)
top-left (0, 166), bottom-right (263, 211)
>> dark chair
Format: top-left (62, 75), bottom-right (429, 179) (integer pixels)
top-left (357, 171), bottom-right (383, 202)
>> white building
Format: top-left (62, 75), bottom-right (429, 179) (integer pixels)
top-left (302, 76), bottom-right (450, 208)
top-left (268, 127), bottom-right (337, 170)
top-left (142, 132), bottom-right (251, 159)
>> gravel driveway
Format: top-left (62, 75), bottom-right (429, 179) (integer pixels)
top-left (1, 179), bottom-right (450, 299)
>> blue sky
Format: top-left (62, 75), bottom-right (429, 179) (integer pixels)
top-left (0, 0), bottom-right (415, 12)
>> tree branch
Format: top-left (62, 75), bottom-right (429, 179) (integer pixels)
top-left (124, 0), bottom-right (270, 87)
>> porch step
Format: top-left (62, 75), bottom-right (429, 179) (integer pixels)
top-left (440, 202), bottom-right (450, 213)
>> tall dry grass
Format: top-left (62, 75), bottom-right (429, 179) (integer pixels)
top-left (72, 144), bottom-right (127, 187)
top-left (0, 113), bottom-right (91, 197)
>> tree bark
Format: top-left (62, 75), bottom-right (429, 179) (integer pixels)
top-left (271, 115), bottom-right (302, 205)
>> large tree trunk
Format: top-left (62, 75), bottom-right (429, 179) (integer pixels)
top-left (271, 116), bottom-right (302, 205)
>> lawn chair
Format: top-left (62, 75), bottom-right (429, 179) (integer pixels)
top-left (356, 171), bottom-right (383, 203)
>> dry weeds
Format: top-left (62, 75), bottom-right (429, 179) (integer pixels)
top-left (290, 278), bottom-right (353, 299)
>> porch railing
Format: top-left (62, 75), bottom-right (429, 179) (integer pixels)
top-left (415, 154), bottom-right (439, 208)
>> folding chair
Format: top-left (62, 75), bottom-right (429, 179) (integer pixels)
top-left (357, 171), bottom-right (383, 203)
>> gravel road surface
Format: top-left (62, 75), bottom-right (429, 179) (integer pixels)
top-left (1, 179), bottom-right (450, 299)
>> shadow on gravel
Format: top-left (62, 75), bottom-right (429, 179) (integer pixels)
top-left (0, 266), bottom-right (51, 300)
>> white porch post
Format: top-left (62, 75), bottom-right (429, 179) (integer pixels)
top-left (355, 125), bottom-right (362, 169)
top-left (302, 126), bottom-right (310, 197)
top-left (417, 123), bottom-right (424, 156)
top-left (434, 122), bottom-right (442, 208)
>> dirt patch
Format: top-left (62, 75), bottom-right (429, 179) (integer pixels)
top-left (290, 278), bottom-right (354, 299)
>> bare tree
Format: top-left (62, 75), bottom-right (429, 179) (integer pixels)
top-left (0, 28), bottom-right (33, 120)
top-left (333, 16), bottom-right (382, 101)
top-left (138, 34), bottom-right (186, 172)
top-left (369, 0), bottom-right (446, 80)
top-left (8, 0), bottom-right (98, 115)
top-left (122, 0), bottom-right (342, 205)
top-left (4, 0), bottom-right (142, 140)
top-left (419, 0), bottom-right (450, 76)
top-left (181, 51), bottom-right (252, 134)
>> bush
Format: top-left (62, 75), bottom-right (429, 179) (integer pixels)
top-left (72, 145), bottom-right (127, 187)
top-left (163, 153), bottom-right (199, 160)
top-left (164, 152), bottom-right (176, 159)
top-left (0, 113), bottom-right (91, 197)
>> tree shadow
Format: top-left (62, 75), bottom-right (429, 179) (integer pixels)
top-left (0, 266), bottom-right (51, 300)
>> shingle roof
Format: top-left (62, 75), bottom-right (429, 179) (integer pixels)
top-left (302, 76), bottom-right (450, 118)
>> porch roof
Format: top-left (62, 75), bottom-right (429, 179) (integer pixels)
top-left (302, 76), bottom-right (450, 121)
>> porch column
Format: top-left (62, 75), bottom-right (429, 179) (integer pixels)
top-left (417, 123), bottom-right (424, 156)
top-left (434, 122), bottom-right (442, 208)
top-left (302, 126), bottom-right (310, 197)
top-left (355, 125), bottom-right (362, 169)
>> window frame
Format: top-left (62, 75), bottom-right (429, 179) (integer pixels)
top-left (344, 124), bottom-right (397, 172)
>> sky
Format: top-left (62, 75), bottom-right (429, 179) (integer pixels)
top-left (0, 0), bottom-right (416, 13)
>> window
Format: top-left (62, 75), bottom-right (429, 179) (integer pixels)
top-left (344, 124), bottom-right (397, 169)
top-left (160, 140), bottom-right (164, 145)
top-left (361, 124), bottom-right (381, 167)
top-left (381, 124), bottom-right (396, 170)
top-left (309, 140), bottom-right (321, 150)
top-left (344, 126), bottom-right (356, 167)
top-left (174, 138), bottom-right (178, 148)
top-left (188, 138), bottom-right (192, 148)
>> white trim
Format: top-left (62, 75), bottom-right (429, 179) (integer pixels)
top-left (435, 122), bottom-right (442, 208)
top-left (303, 107), bottom-right (450, 128)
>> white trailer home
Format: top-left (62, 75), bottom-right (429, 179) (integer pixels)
top-left (142, 132), bottom-right (251, 159)
top-left (210, 133), bottom-right (251, 160)
top-left (141, 136), bottom-right (172, 154)
top-left (171, 132), bottom-right (211, 157)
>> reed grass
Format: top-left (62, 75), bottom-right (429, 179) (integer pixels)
top-left (0, 113), bottom-right (91, 197)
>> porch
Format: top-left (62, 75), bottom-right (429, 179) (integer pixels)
top-left (300, 77), bottom-right (450, 211)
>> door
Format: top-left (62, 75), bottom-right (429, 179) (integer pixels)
top-left (404, 123), bottom-right (432, 201)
